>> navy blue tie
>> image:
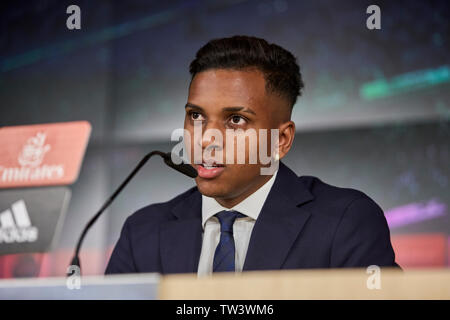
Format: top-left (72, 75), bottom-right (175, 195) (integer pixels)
top-left (213, 210), bottom-right (245, 272)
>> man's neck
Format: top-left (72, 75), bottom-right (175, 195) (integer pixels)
top-left (214, 174), bottom-right (274, 209)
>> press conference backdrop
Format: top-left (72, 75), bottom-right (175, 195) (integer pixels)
top-left (0, 0), bottom-right (449, 277)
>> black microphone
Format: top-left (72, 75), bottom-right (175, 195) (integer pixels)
top-left (68, 150), bottom-right (197, 275)
top-left (162, 152), bottom-right (198, 178)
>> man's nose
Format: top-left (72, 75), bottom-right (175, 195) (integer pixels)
top-left (201, 134), bottom-right (218, 150)
top-left (195, 122), bottom-right (224, 151)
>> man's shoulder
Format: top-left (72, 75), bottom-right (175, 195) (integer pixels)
top-left (299, 174), bottom-right (367, 199)
top-left (125, 186), bottom-right (199, 226)
top-left (279, 162), bottom-right (375, 207)
top-left (296, 174), bottom-right (381, 213)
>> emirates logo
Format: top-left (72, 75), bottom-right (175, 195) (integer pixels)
top-left (0, 121), bottom-right (91, 188)
top-left (0, 132), bottom-right (64, 184)
top-left (18, 132), bottom-right (51, 167)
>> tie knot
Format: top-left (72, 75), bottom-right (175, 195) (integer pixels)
top-left (215, 210), bottom-right (245, 233)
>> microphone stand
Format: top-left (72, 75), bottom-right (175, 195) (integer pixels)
top-left (68, 150), bottom-right (195, 275)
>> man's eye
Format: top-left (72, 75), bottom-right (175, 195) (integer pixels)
top-left (190, 112), bottom-right (204, 121)
top-left (229, 115), bottom-right (246, 125)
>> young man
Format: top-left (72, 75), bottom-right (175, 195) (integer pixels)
top-left (105, 36), bottom-right (399, 275)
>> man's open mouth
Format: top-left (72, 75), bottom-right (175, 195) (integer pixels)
top-left (200, 163), bottom-right (225, 169)
top-left (196, 162), bottom-right (226, 179)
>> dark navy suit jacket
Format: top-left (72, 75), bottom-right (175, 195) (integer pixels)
top-left (105, 162), bottom-right (399, 274)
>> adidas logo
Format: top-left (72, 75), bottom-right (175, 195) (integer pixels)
top-left (0, 200), bottom-right (38, 243)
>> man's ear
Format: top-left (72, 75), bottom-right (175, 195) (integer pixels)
top-left (277, 121), bottom-right (295, 160)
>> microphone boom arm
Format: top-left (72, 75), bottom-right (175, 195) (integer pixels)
top-left (68, 150), bottom-right (195, 274)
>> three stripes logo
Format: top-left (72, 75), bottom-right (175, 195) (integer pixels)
top-left (0, 200), bottom-right (38, 243)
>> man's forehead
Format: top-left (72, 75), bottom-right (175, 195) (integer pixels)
top-left (188, 69), bottom-right (268, 108)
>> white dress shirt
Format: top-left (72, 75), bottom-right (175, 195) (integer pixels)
top-left (197, 170), bottom-right (278, 277)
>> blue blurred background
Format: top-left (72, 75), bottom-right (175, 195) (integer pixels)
top-left (0, 0), bottom-right (449, 277)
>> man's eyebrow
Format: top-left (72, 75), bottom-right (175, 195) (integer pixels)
top-left (222, 106), bottom-right (256, 115)
top-left (185, 103), bottom-right (256, 115)
top-left (185, 102), bottom-right (203, 110)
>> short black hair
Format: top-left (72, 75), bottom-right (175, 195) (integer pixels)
top-left (189, 35), bottom-right (304, 109)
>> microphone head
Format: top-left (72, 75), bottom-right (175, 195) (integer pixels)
top-left (163, 152), bottom-right (198, 178)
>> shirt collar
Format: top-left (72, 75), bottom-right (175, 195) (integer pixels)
top-left (201, 169), bottom-right (278, 229)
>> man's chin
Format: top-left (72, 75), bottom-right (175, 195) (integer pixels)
top-left (196, 184), bottom-right (217, 197)
top-left (195, 179), bottom-right (229, 198)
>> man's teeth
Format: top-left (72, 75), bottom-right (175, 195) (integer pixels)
top-left (203, 164), bottom-right (221, 169)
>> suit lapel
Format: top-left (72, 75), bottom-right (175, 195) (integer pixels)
top-left (243, 162), bottom-right (314, 271)
top-left (159, 190), bottom-right (203, 274)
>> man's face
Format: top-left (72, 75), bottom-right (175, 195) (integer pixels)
top-left (184, 69), bottom-right (291, 206)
